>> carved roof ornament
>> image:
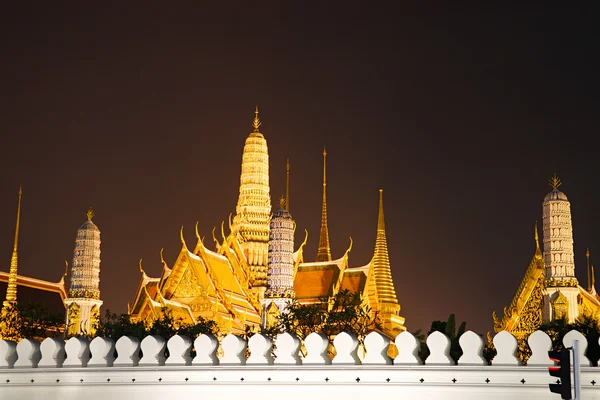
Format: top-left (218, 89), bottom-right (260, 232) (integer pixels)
top-left (534, 222), bottom-right (542, 260)
top-left (252, 105), bottom-right (261, 132)
top-left (279, 195), bottom-right (287, 210)
top-left (549, 173), bottom-right (562, 190)
top-left (87, 206), bottom-right (94, 221)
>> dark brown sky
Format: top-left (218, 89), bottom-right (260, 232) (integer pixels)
top-left (0, 3), bottom-right (598, 335)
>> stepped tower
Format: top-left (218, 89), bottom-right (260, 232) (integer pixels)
top-left (65, 207), bottom-right (103, 336)
top-left (263, 197), bottom-right (296, 327)
top-left (542, 174), bottom-right (579, 323)
top-left (231, 107), bottom-right (272, 299)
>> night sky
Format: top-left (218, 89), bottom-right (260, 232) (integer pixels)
top-left (0, 3), bottom-right (598, 336)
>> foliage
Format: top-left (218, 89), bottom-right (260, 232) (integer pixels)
top-left (95, 309), bottom-right (146, 341)
top-left (0, 302), bottom-right (63, 341)
top-left (277, 289), bottom-right (381, 347)
top-left (540, 315), bottom-right (600, 366)
top-left (426, 313), bottom-right (467, 363)
top-left (97, 308), bottom-right (219, 341)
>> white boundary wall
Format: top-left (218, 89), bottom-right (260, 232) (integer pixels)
top-left (1, 329), bottom-right (598, 400)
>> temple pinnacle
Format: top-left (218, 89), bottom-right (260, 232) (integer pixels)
top-left (286, 158), bottom-right (290, 212)
top-left (3, 187), bottom-right (23, 308)
top-left (87, 206), bottom-right (94, 221)
top-left (316, 146), bottom-right (332, 262)
top-left (549, 173), bottom-right (562, 190)
top-left (252, 105), bottom-right (262, 132)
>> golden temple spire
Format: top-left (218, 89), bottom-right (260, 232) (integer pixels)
top-left (285, 158), bottom-right (290, 212)
top-left (534, 221), bottom-right (542, 260)
top-left (3, 186), bottom-right (23, 308)
top-left (549, 173), bottom-right (562, 190)
top-left (316, 147), bottom-right (332, 262)
top-left (252, 105), bottom-right (261, 132)
top-left (87, 206), bottom-right (94, 221)
top-left (371, 189), bottom-right (399, 308)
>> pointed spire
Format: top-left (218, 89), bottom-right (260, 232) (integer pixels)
top-left (534, 221), bottom-right (542, 260)
top-left (3, 187), bottom-right (23, 308)
top-left (285, 158), bottom-right (290, 212)
top-left (592, 265), bottom-right (596, 292)
top-left (252, 105), bottom-right (262, 132)
top-left (369, 189), bottom-right (400, 315)
top-left (372, 189), bottom-right (399, 308)
top-left (316, 147), bottom-right (332, 262)
top-left (587, 248), bottom-right (592, 292)
top-left (87, 206), bottom-right (94, 221)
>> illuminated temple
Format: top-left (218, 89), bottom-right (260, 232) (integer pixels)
top-left (493, 175), bottom-right (600, 341)
top-left (128, 108), bottom-right (406, 337)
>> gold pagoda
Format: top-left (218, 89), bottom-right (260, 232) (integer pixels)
top-left (128, 109), bottom-right (406, 337)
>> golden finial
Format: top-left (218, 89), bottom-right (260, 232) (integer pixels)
top-left (212, 226), bottom-right (219, 248)
top-left (159, 248), bottom-right (165, 265)
top-left (344, 237), bottom-right (353, 256)
top-left (252, 105), bottom-right (261, 132)
top-left (534, 221), bottom-right (542, 259)
top-left (279, 195), bottom-right (287, 210)
top-left (549, 173), bottom-right (562, 190)
top-left (87, 206), bottom-right (94, 221)
top-left (139, 258), bottom-right (144, 274)
top-left (195, 221), bottom-right (201, 242)
top-left (301, 229), bottom-right (309, 247)
top-left (221, 221), bottom-right (226, 241)
top-left (63, 261), bottom-right (69, 279)
top-left (180, 226), bottom-right (186, 248)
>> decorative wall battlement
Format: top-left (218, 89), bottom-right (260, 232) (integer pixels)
top-left (0, 329), bottom-right (598, 400)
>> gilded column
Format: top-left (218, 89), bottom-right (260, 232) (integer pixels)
top-left (316, 147), bottom-right (332, 262)
top-left (542, 174), bottom-right (579, 323)
top-left (232, 107), bottom-right (272, 298)
top-left (64, 207), bottom-right (103, 336)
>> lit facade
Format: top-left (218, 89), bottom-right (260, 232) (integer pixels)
top-left (129, 109), bottom-right (406, 337)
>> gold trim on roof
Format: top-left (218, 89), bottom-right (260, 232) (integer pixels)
top-left (549, 173), bottom-right (562, 190)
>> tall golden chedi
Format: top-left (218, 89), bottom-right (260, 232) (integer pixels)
top-left (64, 207), bottom-right (103, 336)
top-left (2, 187), bottom-right (22, 310)
top-left (0, 188), bottom-right (23, 340)
top-left (494, 175), bottom-right (600, 342)
top-left (370, 189), bottom-right (404, 335)
top-left (128, 108), bottom-right (406, 337)
top-left (231, 106), bottom-right (271, 300)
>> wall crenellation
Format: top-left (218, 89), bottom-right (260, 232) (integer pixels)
top-left (0, 329), bottom-right (599, 400)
